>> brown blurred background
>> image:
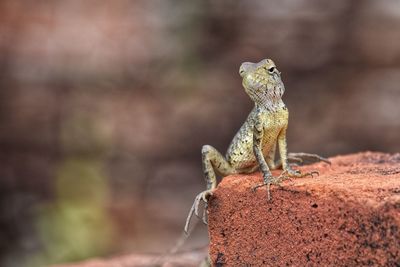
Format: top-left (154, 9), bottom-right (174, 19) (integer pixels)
top-left (0, 1), bottom-right (399, 266)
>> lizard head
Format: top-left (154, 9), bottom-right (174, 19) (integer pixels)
top-left (239, 59), bottom-right (285, 106)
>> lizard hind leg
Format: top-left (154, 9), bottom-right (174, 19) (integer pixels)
top-left (184, 145), bottom-right (235, 234)
top-left (202, 144), bottom-right (236, 180)
top-left (273, 152), bottom-right (331, 169)
top-left (288, 152), bottom-right (331, 165)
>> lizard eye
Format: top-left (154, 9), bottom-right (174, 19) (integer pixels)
top-left (268, 67), bottom-right (275, 73)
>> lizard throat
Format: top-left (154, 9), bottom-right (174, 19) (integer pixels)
top-left (251, 84), bottom-right (285, 111)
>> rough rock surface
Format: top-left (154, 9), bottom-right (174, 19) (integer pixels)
top-left (208, 152), bottom-right (400, 266)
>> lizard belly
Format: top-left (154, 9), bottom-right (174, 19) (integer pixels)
top-left (261, 109), bottom-right (288, 156)
top-left (230, 119), bottom-right (283, 173)
top-left (226, 108), bottom-right (288, 172)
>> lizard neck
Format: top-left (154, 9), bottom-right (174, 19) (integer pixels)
top-left (253, 87), bottom-right (286, 112)
top-left (255, 99), bottom-right (286, 112)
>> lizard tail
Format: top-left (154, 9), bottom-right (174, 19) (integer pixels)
top-left (151, 218), bottom-right (201, 266)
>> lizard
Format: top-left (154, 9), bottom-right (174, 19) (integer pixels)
top-left (184, 58), bottom-right (330, 234)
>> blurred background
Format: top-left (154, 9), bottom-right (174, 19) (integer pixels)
top-left (0, 0), bottom-right (399, 266)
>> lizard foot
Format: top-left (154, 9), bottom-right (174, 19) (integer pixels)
top-left (184, 189), bottom-right (213, 234)
top-left (288, 152), bottom-right (331, 165)
top-left (252, 176), bottom-right (283, 201)
top-left (252, 169), bottom-right (319, 200)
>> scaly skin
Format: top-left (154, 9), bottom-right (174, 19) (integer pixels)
top-left (184, 59), bottom-right (329, 234)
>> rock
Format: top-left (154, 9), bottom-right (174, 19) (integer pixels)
top-left (208, 152), bottom-right (400, 266)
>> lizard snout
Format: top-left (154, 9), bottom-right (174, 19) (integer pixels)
top-left (239, 62), bottom-right (254, 77)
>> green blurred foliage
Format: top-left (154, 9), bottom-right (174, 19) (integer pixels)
top-left (31, 159), bottom-right (114, 266)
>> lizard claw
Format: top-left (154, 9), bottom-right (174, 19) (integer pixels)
top-left (184, 189), bottom-right (213, 234)
top-left (201, 190), bottom-right (213, 202)
top-left (252, 176), bottom-right (283, 200)
top-left (252, 168), bottom-right (320, 201)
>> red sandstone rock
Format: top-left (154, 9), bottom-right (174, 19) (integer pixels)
top-left (208, 152), bottom-right (400, 266)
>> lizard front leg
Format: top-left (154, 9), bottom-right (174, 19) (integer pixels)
top-left (266, 142), bottom-right (310, 170)
top-left (184, 145), bottom-right (234, 234)
top-left (277, 127), bottom-right (318, 179)
top-left (268, 140), bottom-right (330, 169)
top-left (265, 142), bottom-right (278, 170)
top-left (251, 113), bottom-right (282, 200)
